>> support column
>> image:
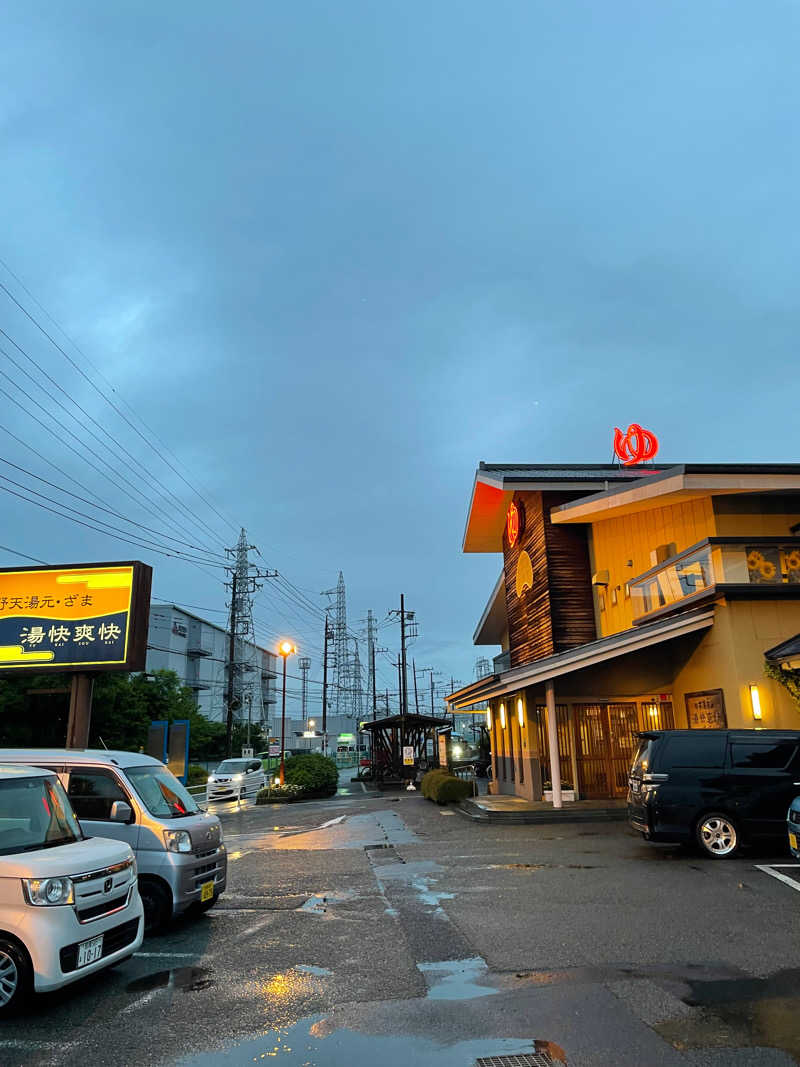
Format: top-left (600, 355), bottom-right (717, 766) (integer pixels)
top-left (568, 704), bottom-right (580, 800)
top-left (546, 679), bottom-right (562, 809)
top-left (66, 673), bottom-right (94, 749)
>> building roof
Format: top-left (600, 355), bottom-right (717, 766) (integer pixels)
top-left (473, 571), bottom-right (507, 645)
top-left (359, 713), bottom-right (452, 732)
top-left (463, 462), bottom-right (800, 551)
top-left (447, 606), bottom-right (715, 708)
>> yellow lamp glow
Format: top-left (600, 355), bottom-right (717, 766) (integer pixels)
top-left (486, 707), bottom-right (492, 728)
top-left (499, 703), bottom-right (506, 729)
top-left (750, 684), bottom-right (762, 720)
top-left (517, 697), bottom-right (524, 727)
top-left (278, 640), bottom-right (295, 657)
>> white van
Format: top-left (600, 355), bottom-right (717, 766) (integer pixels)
top-left (206, 757), bottom-right (266, 803)
top-left (0, 764), bottom-right (143, 1012)
top-left (0, 750), bottom-right (227, 933)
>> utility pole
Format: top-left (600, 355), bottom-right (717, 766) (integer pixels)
top-left (389, 595), bottom-right (417, 719)
top-left (413, 659), bottom-right (420, 714)
top-left (396, 656), bottom-right (403, 716)
top-left (321, 614), bottom-right (333, 756)
top-left (431, 672), bottom-right (435, 717)
top-left (224, 571), bottom-right (238, 757)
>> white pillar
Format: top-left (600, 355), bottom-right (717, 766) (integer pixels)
top-left (546, 679), bottom-right (562, 809)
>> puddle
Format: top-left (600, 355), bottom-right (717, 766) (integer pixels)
top-left (297, 890), bottom-right (357, 917)
top-left (127, 967), bottom-right (214, 993)
top-left (656, 967), bottom-right (800, 1061)
top-left (372, 860), bottom-right (454, 908)
top-left (295, 965), bottom-right (332, 977)
top-left (179, 1016), bottom-right (539, 1066)
top-left (417, 957), bottom-right (498, 1000)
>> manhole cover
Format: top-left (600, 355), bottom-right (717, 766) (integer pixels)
top-left (476, 1052), bottom-right (564, 1067)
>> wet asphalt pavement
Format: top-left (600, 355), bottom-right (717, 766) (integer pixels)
top-left (3, 770), bottom-right (800, 1066)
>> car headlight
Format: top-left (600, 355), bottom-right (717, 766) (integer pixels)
top-left (207, 776), bottom-right (214, 783)
top-left (233, 774), bottom-right (243, 782)
top-left (23, 876), bottom-right (74, 906)
top-left (163, 829), bottom-right (192, 853)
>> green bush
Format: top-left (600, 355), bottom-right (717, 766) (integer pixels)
top-left (256, 783), bottom-right (304, 804)
top-left (284, 753), bottom-right (338, 797)
top-left (420, 768), bottom-right (449, 800)
top-left (186, 764), bottom-right (210, 787)
top-left (429, 774), bottom-right (473, 805)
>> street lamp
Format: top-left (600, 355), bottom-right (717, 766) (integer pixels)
top-left (278, 640), bottom-right (296, 785)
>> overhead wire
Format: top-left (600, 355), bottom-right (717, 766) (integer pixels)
top-left (0, 280), bottom-right (232, 548)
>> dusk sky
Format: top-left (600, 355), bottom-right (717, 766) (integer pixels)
top-left (2, 2), bottom-right (798, 716)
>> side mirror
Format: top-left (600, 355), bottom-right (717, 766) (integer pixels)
top-left (109, 800), bottom-right (133, 824)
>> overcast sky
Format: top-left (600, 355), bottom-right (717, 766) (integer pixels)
top-left (1, 2), bottom-right (798, 717)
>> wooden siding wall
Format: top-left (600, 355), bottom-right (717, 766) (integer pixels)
top-left (503, 492), bottom-right (595, 668)
top-left (590, 498), bottom-right (716, 636)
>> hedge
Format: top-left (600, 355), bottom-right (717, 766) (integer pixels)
top-left (433, 775), bottom-right (473, 804)
top-left (256, 783), bottom-right (304, 804)
top-left (186, 764), bottom-right (210, 787)
top-left (420, 769), bottom-right (449, 799)
top-left (284, 753), bottom-right (338, 797)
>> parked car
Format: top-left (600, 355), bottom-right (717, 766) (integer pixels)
top-left (788, 797), bottom-right (800, 858)
top-left (628, 729), bottom-right (800, 858)
top-left (0, 764), bottom-right (143, 1012)
top-left (0, 750), bottom-right (226, 933)
top-left (206, 758), bottom-right (266, 803)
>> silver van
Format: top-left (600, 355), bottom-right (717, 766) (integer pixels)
top-left (0, 750), bottom-right (226, 933)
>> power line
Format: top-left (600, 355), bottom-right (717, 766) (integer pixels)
top-left (0, 544), bottom-right (48, 565)
top-left (0, 279), bottom-right (233, 547)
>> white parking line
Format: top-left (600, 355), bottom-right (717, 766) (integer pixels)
top-left (754, 863), bottom-right (800, 892)
top-left (134, 951), bottom-right (195, 958)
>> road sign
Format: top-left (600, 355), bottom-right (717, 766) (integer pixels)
top-left (241, 746), bottom-right (254, 758)
top-left (403, 745), bottom-right (414, 766)
top-left (269, 742), bottom-right (280, 756)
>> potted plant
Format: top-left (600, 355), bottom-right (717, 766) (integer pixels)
top-left (542, 780), bottom-right (576, 802)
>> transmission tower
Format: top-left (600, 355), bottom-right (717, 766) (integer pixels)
top-left (299, 656), bottom-right (311, 724)
top-left (475, 656), bottom-right (491, 680)
top-left (323, 572), bottom-right (351, 718)
top-left (225, 528), bottom-right (277, 755)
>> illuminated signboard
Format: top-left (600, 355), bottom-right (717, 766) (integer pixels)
top-left (0, 561), bottom-right (152, 674)
top-left (506, 502), bottom-right (519, 547)
top-left (613, 423), bottom-right (659, 466)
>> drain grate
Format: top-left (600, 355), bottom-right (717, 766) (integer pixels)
top-left (475, 1053), bottom-right (563, 1067)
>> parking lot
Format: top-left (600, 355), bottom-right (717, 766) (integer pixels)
top-left (2, 786), bottom-right (800, 1066)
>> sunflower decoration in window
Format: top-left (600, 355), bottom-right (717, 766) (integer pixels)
top-left (783, 547), bottom-right (800, 584)
top-left (746, 546), bottom-right (781, 584)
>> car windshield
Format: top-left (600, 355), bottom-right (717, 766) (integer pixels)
top-left (0, 774), bottom-right (83, 855)
top-left (214, 760), bottom-right (251, 774)
top-left (126, 765), bottom-right (199, 819)
top-left (630, 738), bottom-right (654, 777)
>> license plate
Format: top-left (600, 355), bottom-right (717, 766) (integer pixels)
top-left (200, 880), bottom-right (215, 903)
top-left (77, 934), bottom-right (104, 968)
top-left (790, 832), bottom-right (798, 851)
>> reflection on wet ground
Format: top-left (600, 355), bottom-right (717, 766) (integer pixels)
top-left (127, 967), bottom-right (215, 994)
top-left (179, 1018), bottom-right (541, 1067)
top-left (417, 957), bottom-right (498, 1000)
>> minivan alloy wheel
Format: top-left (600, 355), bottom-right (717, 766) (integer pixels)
top-left (0, 950), bottom-right (19, 1007)
top-left (698, 814), bottom-right (738, 857)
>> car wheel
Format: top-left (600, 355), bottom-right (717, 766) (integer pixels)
top-left (0, 939), bottom-right (32, 1014)
top-left (696, 812), bottom-right (740, 858)
top-left (139, 877), bottom-right (172, 934)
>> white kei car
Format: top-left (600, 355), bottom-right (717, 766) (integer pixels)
top-left (206, 759), bottom-right (266, 803)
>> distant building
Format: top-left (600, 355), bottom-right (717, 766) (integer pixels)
top-left (281, 712), bottom-right (364, 753)
top-left (146, 603), bottom-right (277, 726)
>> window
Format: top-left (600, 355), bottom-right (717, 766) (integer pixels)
top-left (0, 775), bottom-right (83, 855)
top-left (126, 765), bottom-right (199, 818)
top-left (730, 741), bottom-right (798, 770)
top-left (661, 734), bottom-right (726, 769)
top-left (67, 769), bottom-right (129, 821)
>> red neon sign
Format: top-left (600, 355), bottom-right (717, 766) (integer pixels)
top-left (613, 424), bottom-right (659, 466)
top-left (506, 502), bottom-right (519, 547)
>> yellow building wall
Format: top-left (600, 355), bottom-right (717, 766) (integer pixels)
top-left (672, 599), bottom-right (800, 730)
top-left (713, 495), bottom-right (800, 537)
top-left (590, 497), bottom-right (717, 637)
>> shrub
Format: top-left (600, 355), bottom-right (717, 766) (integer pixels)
top-left (421, 768), bottom-right (449, 800)
top-left (284, 753), bottom-right (338, 797)
top-left (429, 774), bottom-right (473, 805)
top-left (186, 764), bottom-right (210, 787)
top-left (256, 783), bottom-right (304, 804)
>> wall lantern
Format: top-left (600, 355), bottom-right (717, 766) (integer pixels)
top-left (486, 707), bottom-right (492, 728)
top-left (749, 684), bottom-right (763, 721)
top-left (499, 703), bottom-right (506, 729)
top-left (517, 697), bottom-right (524, 727)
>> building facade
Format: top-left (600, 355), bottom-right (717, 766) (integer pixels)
top-left (448, 463), bottom-right (800, 802)
top-left (146, 603), bottom-right (277, 726)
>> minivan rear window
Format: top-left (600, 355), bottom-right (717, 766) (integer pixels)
top-left (730, 741), bottom-right (798, 770)
top-left (661, 734), bottom-right (726, 769)
top-left (631, 739), bottom-right (653, 776)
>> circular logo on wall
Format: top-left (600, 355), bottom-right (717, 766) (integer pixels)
top-left (516, 550), bottom-right (533, 597)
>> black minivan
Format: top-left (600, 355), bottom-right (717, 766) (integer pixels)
top-left (628, 729), bottom-right (800, 858)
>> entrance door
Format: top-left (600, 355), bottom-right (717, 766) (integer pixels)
top-left (575, 703), bottom-right (638, 799)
